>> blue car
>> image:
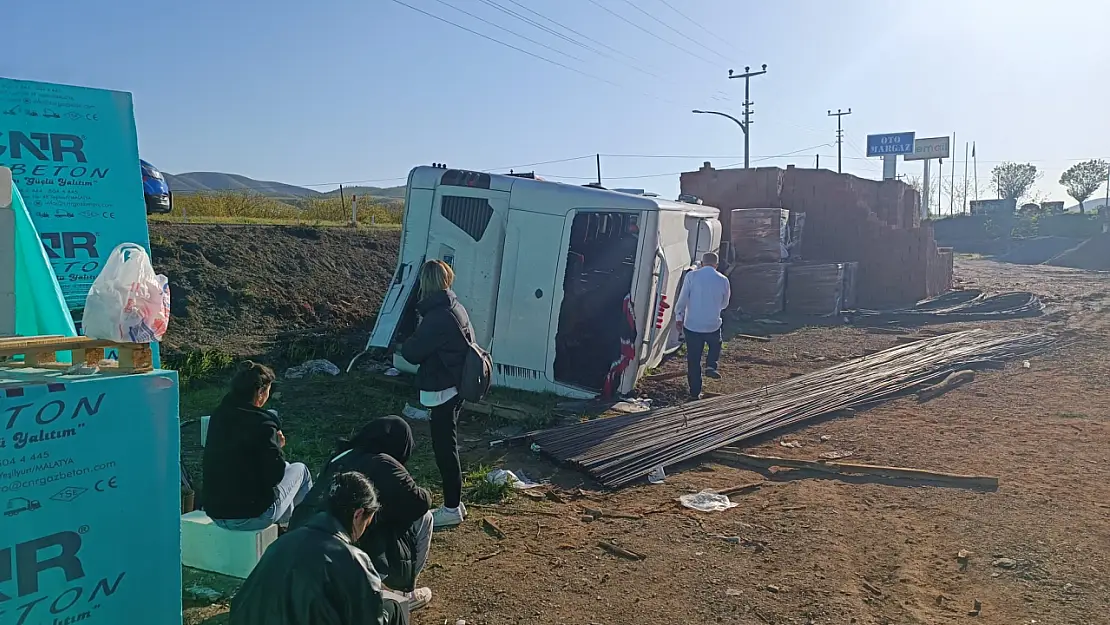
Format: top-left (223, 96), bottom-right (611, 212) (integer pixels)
top-left (142, 159), bottom-right (172, 214)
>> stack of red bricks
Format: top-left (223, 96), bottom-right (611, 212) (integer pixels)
top-left (681, 163), bottom-right (953, 309)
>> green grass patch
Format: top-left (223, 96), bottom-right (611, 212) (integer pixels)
top-left (158, 191), bottom-right (405, 227)
top-left (164, 349), bottom-right (235, 388)
top-left (178, 371), bottom-right (548, 507)
top-left (463, 464), bottom-right (515, 504)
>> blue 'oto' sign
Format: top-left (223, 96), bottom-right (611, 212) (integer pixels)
top-left (866, 132), bottom-right (916, 157)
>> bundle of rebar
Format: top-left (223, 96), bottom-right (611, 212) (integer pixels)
top-left (530, 329), bottom-right (1054, 487)
top-left (854, 289), bottom-right (1044, 322)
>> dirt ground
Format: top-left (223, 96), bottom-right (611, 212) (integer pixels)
top-left (149, 223), bottom-right (399, 356)
top-left (181, 257), bottom-right (1110, 625)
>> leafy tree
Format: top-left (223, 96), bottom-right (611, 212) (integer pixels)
top-left (1059, 159), bottom-right (1109, 213)
top-left (991, 162), bottom-right (1040, 202)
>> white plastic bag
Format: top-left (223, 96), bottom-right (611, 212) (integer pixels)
top-left (82, 243), bottom-right (170, 343)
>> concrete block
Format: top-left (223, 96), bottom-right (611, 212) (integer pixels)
top-left (181, 510), bottom-right (278, 579)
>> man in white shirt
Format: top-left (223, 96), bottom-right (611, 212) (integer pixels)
top-left (674, 252), bottom-right (731, 400)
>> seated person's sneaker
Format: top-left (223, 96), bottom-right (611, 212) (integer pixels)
top-left (401, 587), bottom-right (432, 611)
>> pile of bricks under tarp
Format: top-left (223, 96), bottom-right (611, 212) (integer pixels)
top-left (727, 208), bottom-right (855, 317)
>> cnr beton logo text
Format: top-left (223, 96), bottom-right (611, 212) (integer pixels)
top-left (38, 232), bottom-right (100, 279)
top-left (0, 530), bottom-right (125, 625)
top-left (0, 131), bottom-right (111, 180)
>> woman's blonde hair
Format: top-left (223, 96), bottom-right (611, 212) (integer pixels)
top-left (418, 259), bottom-right (455, 300)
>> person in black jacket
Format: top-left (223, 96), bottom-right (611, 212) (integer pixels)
top-left (230, 471), bottom-right (408, 625)
top-left (401, 259), bottom-right (472, 529)
top-left (203, 361), bottom-right (313, 530)
top-left (289, 416), bottom-right (433, 610)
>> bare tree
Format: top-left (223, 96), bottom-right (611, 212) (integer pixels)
top-left (1059, 159), bottom-right (1109, 213)
top-left (991, 162), bottom-right (1040, 202)
top-left (941, 176), bottom-right (974, 214)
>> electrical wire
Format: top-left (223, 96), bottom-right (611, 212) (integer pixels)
top-left (385, 0), bottom-right (680, 105)
top-left (475, 0), bottom-right (610, 59)
top-left (583, 0), bottom-right (721, 67)
top-left (482, 0), bottom-right (728, 97)
top-left (540, 144), bottom-right (833, 180)
top-left (427, 0), bottom-right (585, 64)
top-left (617, 0), bottom-right (733, 64)
top-left (655, 0), bottom-right (743, 58)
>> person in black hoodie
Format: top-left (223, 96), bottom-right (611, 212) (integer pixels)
top-left (203, 360), bottom-right (313, 530)
top-left (230, 471), bottom-right (408, 625)
top-left (401, 259), bottom-right (472, 529)
top-left (290, 416), bottom-right (433, 610)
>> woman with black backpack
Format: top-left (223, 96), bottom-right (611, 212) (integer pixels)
top-left (401, 259), bottom-right (475, 529)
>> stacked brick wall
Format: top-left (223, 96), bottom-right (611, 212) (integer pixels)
top-left (681, 164), bottom-right (952, 308)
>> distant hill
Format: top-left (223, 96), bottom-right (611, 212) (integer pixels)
top-left (164, 171), bottom-right (405, 201)
top-left (163, 172), bottom-right (323, 198)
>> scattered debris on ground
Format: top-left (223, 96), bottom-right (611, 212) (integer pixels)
top-left (284, 358), bottom-right (340, 378)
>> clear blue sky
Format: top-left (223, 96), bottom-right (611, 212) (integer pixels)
top-left (8, 0), bottom-right (1109, 210)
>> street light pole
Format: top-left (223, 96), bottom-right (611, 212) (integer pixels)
top-left (691, 110), bottom-right (746, 162)
top-left (728, 64), bottom-right (767, 168)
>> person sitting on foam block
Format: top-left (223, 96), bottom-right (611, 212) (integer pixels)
top-left (203, 361), bottom-right (313, 530)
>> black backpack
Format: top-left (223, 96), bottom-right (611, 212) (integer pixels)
top-left (447, 311), bottom-right (493, 403)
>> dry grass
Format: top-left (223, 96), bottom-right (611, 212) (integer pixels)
top-left (159, 191), bottom-right (403, 227)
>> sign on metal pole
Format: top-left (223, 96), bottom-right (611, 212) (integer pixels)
top-left (866, 132), bottom-right (916, 157)
top-left (905, 136), bottom-right (951, 161)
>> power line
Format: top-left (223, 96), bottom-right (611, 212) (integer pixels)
top-left (503, 0), bottom-right (648, 66)
top-left (385, 0), bottom-right (678, 105)
top-left (428, 0), bottom-right (585, 64)
top-left (484, 0), bottom-right (729, 98)
top-left (617, 0), bottom-right (733, 63)
top-left (583, 0), bottom-right (721, 67)
top-left (541, 143), bottom-right (833, 180)
top-left (474, 0), bottom-right (604, 59)
top-left (655, 0), bottom-right (742, 58)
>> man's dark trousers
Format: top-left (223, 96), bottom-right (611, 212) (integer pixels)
top-left (684, 327), bottom-right (722, 397)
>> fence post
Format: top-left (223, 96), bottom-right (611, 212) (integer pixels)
top-left (350, 195), bottom-right (358, 227)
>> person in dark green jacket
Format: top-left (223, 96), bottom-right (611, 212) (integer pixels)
top-left (290, 416), bottom-right (433, 610)
top-left (230, 471), bottom-right (407, 625)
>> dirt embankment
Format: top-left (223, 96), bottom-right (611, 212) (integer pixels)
top-left (149, 224), bottom-right (401, 357)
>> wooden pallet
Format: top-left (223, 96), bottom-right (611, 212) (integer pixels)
top-left (0, 335), bottom-right (153, 373)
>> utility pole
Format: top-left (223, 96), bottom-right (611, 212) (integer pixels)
top-left (962, 142), bottom-right (969, 214)
top-left (949, 132), bottom-right (956, 216)
top-left (827, 108), bottom-right (852, 173)
top-left (815, 154), bottom-right (820, 169)
top-left (972, 142), bottom-right (979, 201)
top-left (728, 64), bottom-right (767, 169)
top-left (596, 154), bottom-right (602, 186)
